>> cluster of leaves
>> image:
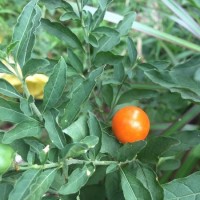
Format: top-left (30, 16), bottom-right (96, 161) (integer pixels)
top-left (0, 0), bottom-right (200, 199)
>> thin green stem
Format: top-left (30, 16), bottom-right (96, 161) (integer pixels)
top-left (76, 0), bottom-right (92, 70)
top-left (162, 104), bottom-right (200, 136)
top-left (18, 163), bottom-right (61, 170)
top-left (16, 157), bottom-right (136, 171)
top-left (13, 63), bottom-right (43, 122)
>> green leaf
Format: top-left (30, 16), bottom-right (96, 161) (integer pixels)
top-left (127, 37), bottom-right (137, 66)
top-left (61, 143), bottom-right (88, 158)
top-left (94, 52), bottom-right (123, 66)
top-left (116, 141), bottom-right (146, 162)
top-left (43, 109), bottom-right (66, 149)
top-left (138, 136), bottom-right (179, 164)
top-left (3, 120), bottom-right (42, 144)
top-left (60, 11), bottom-right (79, 21)
top-left (24, 168), bottom-right (57, 200)
top-left (92, 26), bottom-right (119, 37)
top-left (20, 97), bottom-right (33, 116)
top-left (90, 6), bottom-right (106, 31)
top-left (58, 165), bottom-right (95, 195)
top-left (43, 57), bottom-right (67, 111)
top-left (120, 166), bottom-right (151, 200)
top-left (105, 172), bottom-right (124, 200)
top-left (6, 41), bottom-right (19, 55)
top-left (0, 97), bottom-right (31, 123)
top-left (142, 56), bottom-right (200, 102)
top-left (117, 88), bottom-right (157, 104)
top-left (131, 162), bottom-right (164, 200)
top-left (60, 67), bottom-right (103, 128)
top-left (0, 61), bottom-right (13, 74)
top-left (116, 12), bottom-right (135, 36)
top-left (100, 131), bottom-right (120, 157)
top-left (103, 63), bottom-right (125, 85)
top-left (80, 135), bottom-right (99, 149)
top-left (67, 49), bottom-right (83, 73)
top-left (102, 84), bottom-right (113, 106)
top-left (41, 19), bottom-right (83, 50)
top-left (88, 34), bottom-right (99, 47)
top-left (63, 115), bottom-right (88, 142)
top-left (0, 79), bottom-right (22, 98)
top-left (22, 58), bottom-right (50, 77)
top-left (12, 1), bottom-right (41, 67)
top-left (162, 171), bottom-right (200, 200)
top-left (88, 112), bottom-right (102, 155)
top-left (164, 130), bottom-right (200, 154)
top-left (41, 0), bottom-right (73, 11)
top-left (0, 183), bottom-right (13, 200)
top-left (80, 185), bottom-right (106, 200)
top-left (9, 169), bottom-right (41, 200)
top-left (95, 34), bottom-right (120, 53)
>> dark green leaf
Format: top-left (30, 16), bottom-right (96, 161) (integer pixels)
top-left (116, 141), bottom-right (146, 162)
top-left (60, 67), bottom-right (103, 128)
top-left (61, 143), bottom-right (88, 158)
top-left (95, 34), bottom-right (120, 53)
top-left (63, 115), bottom-right (88, 142)
top-left (120, 166), bottom-right (151, 200)
top-left (9, 169), bottom-right (41, 200)
top-left (105, 172), bottom-right (124, 200)
top-left (118, 88), bottom-right (157, 104)
top-left (158, 157), bottom-right (181, 171)
top-left (162, 171), bottom-right (200, 200)
top-left (43, 57), bottom-right (67, 111)
top-left (6, 41), bottom-right (19, 55)
top-left (127, 37), bottom-right (137, 66)
top-left (88, 34), bottom-right (99, 47)
top-left (67, 49), bottom-right (83, 73)
top-left (12, 1), bottom-right (41, 66)
top-left (0, 183), bottom-right (13, 200)
top-left (20, 97), bottom-right (33, 116)
top-left (164, 130), bottom-right (200, 155)
top-left (116, 12), bottom-right (135, 36)
top-left (58, 165), bottom-right (95, 195)
top-left (0, 97), bottom-right (32, 123)
top-left (131, 162), bottom-right (164, 200)
top-left (102, 84), bottom-right (113, 106)
top-left (142, 56), bottom-right (200, 102)
top-left (138, 136), bottom-right (179, 164)
top-left (94, 52), bottom-right (123, 66)
top-left (3, 120), bottom-right (42, 144)
top-left (0, 79), bottom-right (22, 98)
top-left (80, 185), bottom-right (106, 200)
top-left (41, 0), bottom-right (73, 11)
top-left (90, 6), bottom-right (106, 31)
top-left (24, 168), bottom-right (57, 200)
top-left (60, 12), bottom-right (79, 21)
top-left (100, 131), bottom-right (120, 157)
top-left (88, 112), bottom-right (102, 155)
top-left (92, 26), bottom-right (119, 37)
top-left (41, 19), bottom-right (83, 50)
top-left (0, 61), bottom-right (13, 74)
top-left (43, 109), bottom-right (66, 149)
top-left (80, 135), bottom-right (99, 149)
top-left (22, 58), bottom-right (50, 77)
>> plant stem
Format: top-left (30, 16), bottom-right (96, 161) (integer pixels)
top-left (18, 162), bottom-right (61, 170)
top-left (22, 83), bottom-right (43, 122)
top-left (162, 104), bottom-right (200, 136)
top-left (76, 0), bottom-right (92, 70)
top-left (13, 63), bottom-right (43, 122)
top-left (16, 158), bottom-right (136, 171)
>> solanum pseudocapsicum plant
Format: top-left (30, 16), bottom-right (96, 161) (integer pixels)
top-left (0, 0), bottom-right (200, 199)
